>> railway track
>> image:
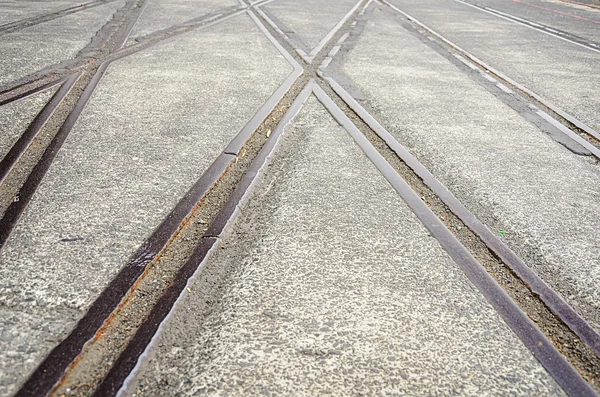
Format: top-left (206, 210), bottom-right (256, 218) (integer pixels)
top-left (0, 0), bottom-right (599, 395)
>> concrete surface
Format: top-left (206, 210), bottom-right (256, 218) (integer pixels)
top-left (468, 0), bottom-right (600, 43)
top-left (388, 0), bottom-right (600, 133)
top-left (126, 0), bottom-right (237, 43)
top-left (0, 87), bottom-right (57, 162)
top-left (262, 0), bottom-right (359, 54)
top-left (0, 0), bottom-right (92, 25)
top-left (1, 0), bottom-right (599, 394)
top-left (0, 0), bottom-right (125, 89)
top-left (338, 6), bottom-right (600, 332)
top-left (123, 95), bottom-right (563, 396)
top-left (0, 12), bottom-right (290, 396)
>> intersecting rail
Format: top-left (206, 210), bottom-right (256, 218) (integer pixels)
top-left (0, 0), bottom-right (599, 396)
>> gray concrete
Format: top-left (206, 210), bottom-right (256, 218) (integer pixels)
top-left (262, 0), bottom-right (359, 54)
top-left (0, 0), bottom-right (124, 89)
top-left (126, 0), bottom-right (237, 43)
top-left (0, 0), bottom-right (89, 25)
top-left (0, 88), bottom-right (57, 162)
top-left (470, 0), bottom-right (600, 43)
top-left (339, 6), bottom-right (600, 333)
top-left (388, 0), bottom-right (600, 133)
top-left (123, 95), bottom-right (563, 396)
top-left (0, 12), bottom-right (291, 396)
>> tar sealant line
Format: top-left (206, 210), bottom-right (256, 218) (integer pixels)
top-left (312, 81), bottom-right (597, 397)
top-left (380, 0), bottom-right (600, 145)
top-left (452, 48), bottom-right (599, 156)
top-left (337, 32), bottom-right (350, 44)
top-left (452, 53), bottom-right (478, 70)
top-left (318, 3), bottom-right (371, 72)
top-left (496, 82), bottom-right (515, 95)
top-left (536, 108), bottom-right (600, 159)
top-left (483, 4), bottom-right (600, 50)
top-left (307, 0), bottom-right (366, 62)
top-left (453, 0), bottom-right (600, 54)
top-left (480, 72), bottom-right (497, 83)
top-left (112, 81), bottom-right (315, 397)
top-left (0, 72), bottom-right (81, 187)
top-left (325, 75), bottom-right (600, 358)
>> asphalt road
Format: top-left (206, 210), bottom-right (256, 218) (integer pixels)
top-left (0, 0), bottom-right (599, 396)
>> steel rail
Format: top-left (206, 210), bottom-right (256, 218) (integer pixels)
top-left (312, 81), bottom-right (598, 397)
top-left (0, 73), bottom-right (80, 187)
top-left (0, 0), bottom-right (116, 36)
top-left (104, 80), bottom-right (314, 397)
top-left (324, 75), bottom-right (600, 358)
top-left (453, 0), bottom-right (600, 54)
top-left (10, 9), bottom-right (303, 397)
top-left (380, 0), bottom-right (600, 149)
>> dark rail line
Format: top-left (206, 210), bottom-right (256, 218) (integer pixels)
top-left (380, 0), bottom-right (600, 150)
top-left (0, 73), bottom-right (80, 186)
top-left (94, 80), bottom-right (314, 397)
top-left (0, 0), bottom-right (116, 36)
top-left (10, 54), bottom-right (235, 396)
top-left (325, 75), bottom-right (600, 358)
top-left (10, 9), bottom-right (302, 395)
top-left (457, 0), bottom-right (600, 52)
top-left (312, 82), bottom-right (597, 397)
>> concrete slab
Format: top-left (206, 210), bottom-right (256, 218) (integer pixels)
top-left (0, 0), bottom-right (125, 89)
top-left (126, 0), bottom-right (237, 43)
top-left (388, 0), bottom-right (600, 133)
top-left (0, 87), bottom-right (57, 162)
top-left (122, 95), bottom-right (563, 396)
top-left (469, 0), bottom-right (600, 43)
top-left (0, 12), bottom-right (291, 396)
top-left (0, 0), bottom-right (88, 25)
top-left (338, 6), bottom-right (600, 333)
top-left (261, 0), bottom-right (359, 55)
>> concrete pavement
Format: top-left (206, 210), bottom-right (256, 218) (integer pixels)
top-left (0, 0), bottom-right (599, 395)
top-left (0, 10), bottom-right (291, 396)
top-left (334, 2), bottom-right (600, 335)
top-left (0, 0), bottom-right (125, 88)
top-left (121, 94), bottom-right (563, 396)
top-left (386, 0), bottom-right (600, 133)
